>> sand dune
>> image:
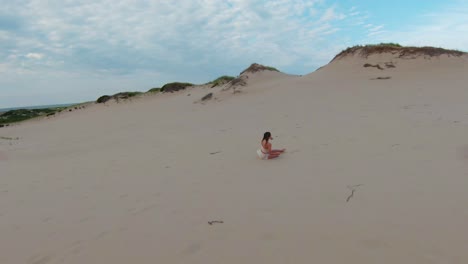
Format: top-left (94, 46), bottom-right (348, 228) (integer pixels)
top-left (1, 47), bottom-right (468, 263)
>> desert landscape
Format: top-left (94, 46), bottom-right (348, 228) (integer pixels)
top-left (1, 44), bottom-right (468, 263)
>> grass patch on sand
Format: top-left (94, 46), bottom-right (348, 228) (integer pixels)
top-left (240, 63), bottom-right (280, 75)
top-left (207, 76), bottom-right (235, 88)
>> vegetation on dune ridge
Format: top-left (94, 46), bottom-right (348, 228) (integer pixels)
top-left (240, 63), bottom-right (280, 75)
top-left (0, 107), bottom-right (68, 125)
top-left (160, 82), bottom-right (194, 93)
top-left (117, 91), bottom-right (142, 97)
top-left (332, 43), bottom-right (466, 61)
top-left (97, 63), bottom-right (281, 104)
top-left (147, 87), bottom-right (161, 93)
top-left (96, 91), bottom-right (143, 103)
top-left (206, 76), bottom-right (235, 88)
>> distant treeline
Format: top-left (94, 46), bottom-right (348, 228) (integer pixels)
top-left (0, 107), bottom-right (66, 126)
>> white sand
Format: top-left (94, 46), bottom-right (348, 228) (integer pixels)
top-left (1, 52), bottom-right (468, 263)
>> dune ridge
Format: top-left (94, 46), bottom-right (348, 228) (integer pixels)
top-left (331, 43), bottom-right (466, 61)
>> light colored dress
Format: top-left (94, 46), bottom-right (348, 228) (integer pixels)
top-left (257, 144), bottom-right (269, 160)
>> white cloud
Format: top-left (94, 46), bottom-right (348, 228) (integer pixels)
top-left (368, 25), bottom-right (384, 32)
top-left (366, 24), bottom-right (385, 37)
top-left (319, 6), bottom-right (346, 22)
top-left (2, 0), bottom-right (355, 74)
top-left (26, 53), bottom-right (44, 59)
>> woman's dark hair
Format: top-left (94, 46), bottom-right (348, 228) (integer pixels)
top-left (262, 132), bottom-right (271, 142)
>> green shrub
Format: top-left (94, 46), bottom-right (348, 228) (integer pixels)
top-left (113, 92), bottom-right (142, 99)
top-left (148, 87), bottom-right (161, 93)
top-left (208, 76), bottom-right (235, 87)
top-left (160, 82), bottom-right (194, 93)
top-left (97, 95), bottom-right (112, 103)
top-left (96, 92), bottom-right (143, 103)
top-left (265, 66), bottom-right (279, 71)
top-left (125, 92), bottom-right (142, 97)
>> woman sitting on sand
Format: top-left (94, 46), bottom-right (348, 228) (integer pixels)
top-left (257, 132), bottom-right (285, 160)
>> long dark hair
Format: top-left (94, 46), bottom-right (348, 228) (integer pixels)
top-left (262, 132), bottom-right (271, 143)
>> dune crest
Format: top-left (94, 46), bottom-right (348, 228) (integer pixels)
top-left (311, 44), bottom-right (467, 77)
top-left (331, 44), bottom-right (466, 62)
top-left (192, 63), bottom-right (294, 103)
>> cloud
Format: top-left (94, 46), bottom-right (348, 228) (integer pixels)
top-left (366, 24), bottom-right (385, 37)
top-left (26, 53), bottom-right (44, 59)
top-left (319, 6), bottom-right (346, 22)
top-left (0, 0), bottom-right (358, 75)
top-left (368, 25), bottom-right (384, 32)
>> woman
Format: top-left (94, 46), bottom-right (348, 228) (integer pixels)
top-left (257, 132), bottom-right (285, 160)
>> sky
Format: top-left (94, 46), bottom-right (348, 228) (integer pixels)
top-left (1, 0), bottom-right (467, 108)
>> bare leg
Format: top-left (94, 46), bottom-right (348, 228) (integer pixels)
top-left (268, 153), bottom-right (280, 159)
top-left (271, 149), bottom-right (285, 154)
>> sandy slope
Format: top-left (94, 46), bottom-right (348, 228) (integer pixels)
top-left (1, 52), bottom-right (468, 264)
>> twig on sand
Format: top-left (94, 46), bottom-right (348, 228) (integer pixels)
top-left (0, 136), bottom-right (19, 140)
top-left (209, 151), bottom-right (221, 155)
top-left (346, 184), bottom-right (363, 202)
top-left (208, 220), bottom-right (224, 225)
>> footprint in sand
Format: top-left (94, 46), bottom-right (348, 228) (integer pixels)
top-left (29, 255), bottom-right (52, 264)
top-left (132, 203), bottom-right (158, 215)
top-left (71, 245), bottom-right (83, 255)
top-left (59, 240), bottom-right (85, 257)
top-left (79, 217), bottom-right (90, 223)
top-left (182, 242), bottom-right (203, 256)
top-left (96, 231), bottom-right (109, 239)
